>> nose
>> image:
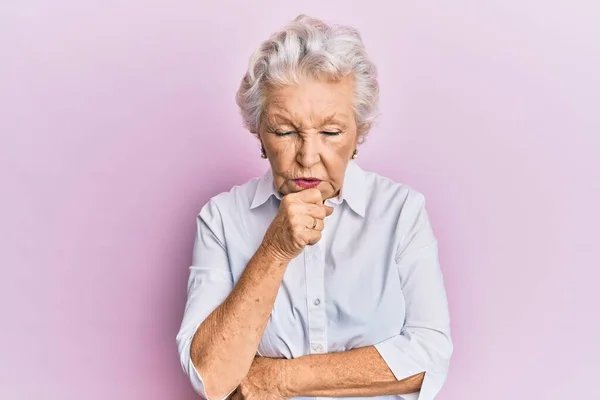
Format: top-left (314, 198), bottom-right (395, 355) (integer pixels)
top-left (296, 137), bottom-right (321, 167)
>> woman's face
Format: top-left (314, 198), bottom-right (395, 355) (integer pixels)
top-left (259, 76), bottom-right (359, 201)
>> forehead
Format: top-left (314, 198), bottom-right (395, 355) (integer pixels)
top-left (264, 77), bottom-right (355, 125)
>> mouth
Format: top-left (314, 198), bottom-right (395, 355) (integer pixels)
top-left (293, 178), bottom-right (322, 189)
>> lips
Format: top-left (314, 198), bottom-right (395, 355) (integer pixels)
top-left (293, 178), bottom-right (321, 189)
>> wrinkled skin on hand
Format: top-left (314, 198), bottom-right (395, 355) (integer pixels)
top-left (261, 188), bottom-right (334, 262)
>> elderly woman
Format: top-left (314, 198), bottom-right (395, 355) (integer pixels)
top-left (176, 15), bottom-right (453, 400)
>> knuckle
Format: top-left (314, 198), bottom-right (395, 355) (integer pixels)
top-left (317, 207), bottom-right (326, 219)
top-left (308, 189), bottom-right (320, 200)
top-left (307, 205), bottom-right (321, 219)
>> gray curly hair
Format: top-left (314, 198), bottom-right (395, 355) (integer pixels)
top-left (235, 14), bottom-right (380, 143)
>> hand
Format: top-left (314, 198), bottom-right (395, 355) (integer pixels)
top-left (261, 188), bottom-right (334, 262)
top-left (230, 356), bottom-right (289, 400)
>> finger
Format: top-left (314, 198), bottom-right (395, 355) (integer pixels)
top-left (313, 218), bottom-right (324, 231)
top-left (304, 204), bottom-right (327, 220)
top-left (308, 215), bottom-right (325, 232)
top-left (297, 188), bottom-right (323, 204)
top-left (306, 229), bottom-right (322, 245)
top-left (306, 204), bottom-right (334, 218)
top-left (299, 214), bottom-right (323, 231)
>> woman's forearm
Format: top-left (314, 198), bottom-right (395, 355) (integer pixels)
top-left (282, 346), bottom-right (424, 397)
top-left (190, 244), bottom-right (288, 399)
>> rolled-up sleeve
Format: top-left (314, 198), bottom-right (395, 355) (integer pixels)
top-left (176, 199), bottom-right (234, 399)
top-left (374, 194), bottom-right (453, 400)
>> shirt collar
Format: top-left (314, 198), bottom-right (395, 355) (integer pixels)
top-left (250, 160), bottom-right (366, 217)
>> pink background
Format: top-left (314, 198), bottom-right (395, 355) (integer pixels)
top-left (2, 1), bottom-right (599, 399)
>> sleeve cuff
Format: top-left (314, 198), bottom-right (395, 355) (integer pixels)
top-left (374, 337), bottom-right (448, 400)
top-left (180, 334), bottom-right (237, 400)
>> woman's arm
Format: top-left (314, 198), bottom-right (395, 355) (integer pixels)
top-left (191, 243), bottom-right (289, 399)
top-left (237, 347), bottom-right (422, 399)
top-left (188, 189), bottom-right (333, 400)
top-left (239, 194), bottom-right (452, 399)
top-left (282, 346), bottom-right (424, 397)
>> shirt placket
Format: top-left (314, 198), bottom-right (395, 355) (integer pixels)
top-left (304, 237), bottom-right (328, 358)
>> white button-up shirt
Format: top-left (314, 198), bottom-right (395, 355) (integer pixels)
top-left (176, 161), bottom-right (453, 400)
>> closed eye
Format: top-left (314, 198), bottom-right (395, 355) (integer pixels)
top-left (273, 130), bottom-right (341, 137)
top-left (274, 131), bottom-right (296, 137)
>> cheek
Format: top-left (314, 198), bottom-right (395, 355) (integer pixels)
top-left (326, 137), bottom-right (354, 161)
top-left (323, 142), bottom-right (353, 185)
top-left (278, 140), bottom-right (296, 155)
top-left (322, 155), bottom-right (347, 182)
top-left (267, 140), bottom-right (299, 175)
top-left (270, 141), bottom-right (296, 163)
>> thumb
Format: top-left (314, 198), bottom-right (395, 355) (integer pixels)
top-left (324, 205), bottom-right (334, 216)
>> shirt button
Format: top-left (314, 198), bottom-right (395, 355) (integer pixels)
top-left (313, 299), bottom-right (321, 306)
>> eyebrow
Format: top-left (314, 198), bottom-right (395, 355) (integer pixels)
top-left (267, 114), bottom-right (294, 124)
top-left (320, 113), bottom-right (349, 127)
top-left (266, 113), bottom-right (349, 129)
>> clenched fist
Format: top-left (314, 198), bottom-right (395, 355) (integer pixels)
top-left (261, 188), bottom-right (334, 262)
